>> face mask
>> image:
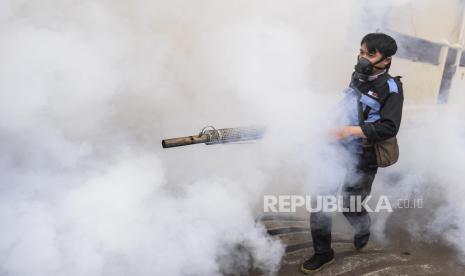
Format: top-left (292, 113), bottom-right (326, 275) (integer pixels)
top-left (354, 56), bottom-right (385, 82)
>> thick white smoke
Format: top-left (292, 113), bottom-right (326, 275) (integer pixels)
top-left (0, 1), bottom-right (359, 275)
top-left (2, 0), bottom-right (465, 275)
top-left (371, 93), bottom-right (465, 259)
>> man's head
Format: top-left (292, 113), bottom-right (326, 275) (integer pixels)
top-left (354, 33), bottom-right (397, 81)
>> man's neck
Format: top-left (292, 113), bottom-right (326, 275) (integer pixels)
top-left (367, 69), bottom-right (387, 81)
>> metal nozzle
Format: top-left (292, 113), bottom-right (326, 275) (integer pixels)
top-left (162, 126), bottom-right (265, 148)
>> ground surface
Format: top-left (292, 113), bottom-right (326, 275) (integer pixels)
top-left (257, 214), bottom-right (465, 276)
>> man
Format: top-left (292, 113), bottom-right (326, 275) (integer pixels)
top-left (300, 33), bottom-right (404, 274)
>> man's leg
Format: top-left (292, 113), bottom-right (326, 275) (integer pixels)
top-left (310, 211), bottom-right (332, 254)
top-left (342, 168), bottom-right (377, 249)
top-left (300, 205), bottom-right (335, 273)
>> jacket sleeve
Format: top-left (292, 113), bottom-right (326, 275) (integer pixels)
top-left (360, 82), bottom-right (404, 141)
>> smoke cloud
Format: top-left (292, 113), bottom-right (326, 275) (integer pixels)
top-left (2, 0), bottom-right (465, 275)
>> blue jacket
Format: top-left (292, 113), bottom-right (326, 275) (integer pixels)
top-left (341, 73), bottom-right (404, 154)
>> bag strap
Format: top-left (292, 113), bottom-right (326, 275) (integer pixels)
top-left (356, 91), bottom-right (364, 126)
top-left (356, 91), bottom-right (374, 147)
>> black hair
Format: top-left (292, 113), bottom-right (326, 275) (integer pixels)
top-left (361, 33), bottom-right (397, 58)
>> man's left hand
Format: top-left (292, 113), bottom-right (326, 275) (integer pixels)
top-left (331, 126), bottom-right (367, 140)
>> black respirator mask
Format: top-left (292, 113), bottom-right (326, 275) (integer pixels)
top-left (353, 56), bottom-right (386, 82)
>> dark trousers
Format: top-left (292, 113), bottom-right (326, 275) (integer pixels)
top-left (310, 161), bottom-right (377, 254)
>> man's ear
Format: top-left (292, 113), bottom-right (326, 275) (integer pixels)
top-left (384, 56), bottom-right (392, 66)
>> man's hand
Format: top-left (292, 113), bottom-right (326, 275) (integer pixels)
top-left (331, 126), bottom-right (367, 140)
